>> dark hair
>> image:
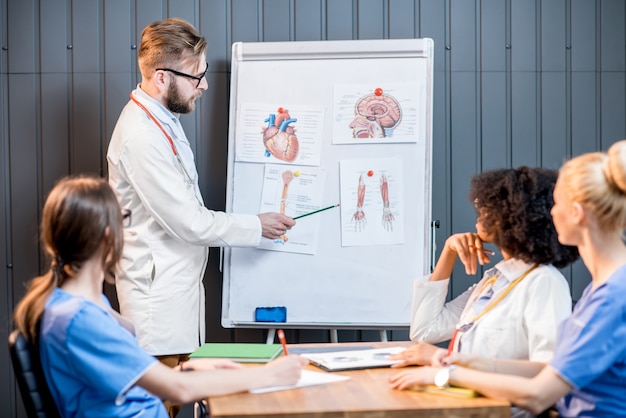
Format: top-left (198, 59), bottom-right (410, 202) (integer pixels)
top-left (470, 166), bottom-right (579, 268)
top-left (13, 176), bottom-right (124, 341)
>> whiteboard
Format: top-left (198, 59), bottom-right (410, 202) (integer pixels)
top-left (222, 39), bottom-right (434, 329)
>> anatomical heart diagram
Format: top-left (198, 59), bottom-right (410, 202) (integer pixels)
top-left (262, 107), bottom-right (299, 162)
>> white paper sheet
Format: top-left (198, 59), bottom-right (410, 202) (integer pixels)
top-left (249, 369), bottom-right (350, 394)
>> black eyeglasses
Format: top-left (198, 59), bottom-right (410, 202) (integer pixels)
top-left (122, 209), bottom-right (132, 228)
top-left (155, 62), bottom-right (208, 88)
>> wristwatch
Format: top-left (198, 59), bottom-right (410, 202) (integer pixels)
top-left (434, 365), bottom-right (458, 388)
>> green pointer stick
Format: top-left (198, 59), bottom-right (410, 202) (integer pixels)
top-left (292, 203), bottom-right (340, 220)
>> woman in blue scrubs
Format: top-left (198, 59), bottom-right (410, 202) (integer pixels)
top-left (12, 176), bottom-right (307, 418)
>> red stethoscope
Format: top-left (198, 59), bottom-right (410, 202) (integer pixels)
top-left (129, 92), bottom-right (194, 185)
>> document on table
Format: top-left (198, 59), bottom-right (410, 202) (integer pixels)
top-left (250, 370), bottom-right (350, 394)
top-left (301, 346), bottom-right (406, 372)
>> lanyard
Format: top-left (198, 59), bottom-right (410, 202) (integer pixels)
top-left (446, 263), bottom-right (540, 355)
top-left (129, 93), bottom-right (194, 185)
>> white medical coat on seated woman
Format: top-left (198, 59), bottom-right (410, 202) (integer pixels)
top-left (410, 258), bottom-right (572, 362)
top-left (107, 87), bottom-right (262, 356)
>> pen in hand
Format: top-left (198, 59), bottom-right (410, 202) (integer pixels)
top-left (469, 245), bottom-right (495, 255)
top-left (446, 328), bottom-right (458, 358)
top-left (277, 329), bottom-right (288, 356)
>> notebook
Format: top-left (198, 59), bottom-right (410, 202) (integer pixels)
top-left (189, 343), bottom-right (283, 363)
top-left (412, 385), bottom-right (478, 398)
top-left (301, 346), bottom-right (406, 372)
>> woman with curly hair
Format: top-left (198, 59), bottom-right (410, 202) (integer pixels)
top-left (389, 141), bottom-right (626, 417)
top-left (392, 167), bottom-right (579, 368)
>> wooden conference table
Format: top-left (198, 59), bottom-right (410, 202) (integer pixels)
top-left (204, 341), bottom-right (510, 418)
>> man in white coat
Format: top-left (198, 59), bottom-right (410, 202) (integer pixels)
top-left (107, 17), bottom-right (295, 416)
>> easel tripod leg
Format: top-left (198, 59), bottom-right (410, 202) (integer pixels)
top-left (266, 328), bottom-right (276, 344)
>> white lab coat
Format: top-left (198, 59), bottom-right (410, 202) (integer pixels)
top-left (107, 87), bottom-right (261, 355)
top-left (410, 259), bottom-right (572, 362)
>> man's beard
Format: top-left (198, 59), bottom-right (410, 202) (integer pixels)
top-left (165, 81), bottom-right (196, 114)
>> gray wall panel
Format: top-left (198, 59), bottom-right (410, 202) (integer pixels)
top-left (571, 0), bottom-right (596, 72)
top-left (0, 67), bottom-right (15, 415)
top-left (450, 0), bottom-right (476, 72)
top-left (571, 259), bottom-right (590, 301)
top-left (8, 74), bottom-right (41, 302)
top-left (510, 0), bottom-right (537, 71)
top-left (71, 74), bottom-right (102, 175)
top-left (40, 0), bottom-right (68, 73)
top-left (388, 0), bottom-right (416, 39)
top-left (326, 0), bottom-right (353, 40)
top-left (180, 111), bottom-right (199, 151)
top-left (0, 6), bottom-right (8, 415)
top-left (197, 77), bottom-right (234, 343)
top-left (71, 0), bottom-right (102, 73)
top-left (430, 71), bottom-right (450, 269)
top-left (511, 72), bottom-right (539, 167)
top-left (104, 74), bottom-right (134, 150)
top-left (356, 0), bottom-right (385, 40)
top-left (571, 72), bottom-right (599, 156)
top-left (481, 72), bottom-right (508, 170)
top-left (201, 0), bottom-right (230, 71)
top-left (197, 72), bottom-right (230, 211)
top-left (420, 0), bottom-right (446, 71)
top-left (7, 0), bottom-right (36, 73)
top-left (480, 0), bottom-right (506, 72)
top-left (137, 0), bottom-right (165, 42)
top-left (168, 0), bottom-right (196, 23)
top-left (541, 72), bottom-right (567, 170)
top-left (41, 73), bottom-right (70, 193)
top-left (262, 0), bottom-right (292, 42)
top-left (294, 0), bottom-right (322, 41)
top-left (450, 71), bottom-right (479, 296)
top-left (540, 0), bottom-right (566, 72)
top-left (231, 0), bottom-right (260, 42)
top-left (601, 73), bottom-right (626, 149)
top-left (600, 0), bottom-right (625, 71)
top-left (104, 0), bottom-right (133, 74)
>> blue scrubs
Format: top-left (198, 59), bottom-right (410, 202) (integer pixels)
top-left (550, 264), bottom-right (626, 417)
top-left (40, 288), bottom-right (168, 418)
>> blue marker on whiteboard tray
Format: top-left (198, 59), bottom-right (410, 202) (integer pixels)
top-left (254, 306), bottom-right (287, 322)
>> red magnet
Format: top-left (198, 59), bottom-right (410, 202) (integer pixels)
top-left (367, 170), bottom-right (374, 177)
top-left (374, 87), bottom-right (383, 96)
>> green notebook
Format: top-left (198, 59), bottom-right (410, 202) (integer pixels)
top-left (189, 343), bottom-right (283, 363)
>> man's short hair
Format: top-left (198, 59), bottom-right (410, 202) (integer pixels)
top-left (138, 17), bottom-right (207, 76)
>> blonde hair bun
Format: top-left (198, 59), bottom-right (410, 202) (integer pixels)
top-left (606, 140), bottom-right (626, 194)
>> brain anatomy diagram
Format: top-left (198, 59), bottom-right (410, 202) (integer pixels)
top-left (349, 88), bottom-right (402, 139)
top-left (262, 107), bottom-right (299, 162)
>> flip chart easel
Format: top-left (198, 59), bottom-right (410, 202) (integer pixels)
top-left (222, 38), bottom-right (434, 341)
